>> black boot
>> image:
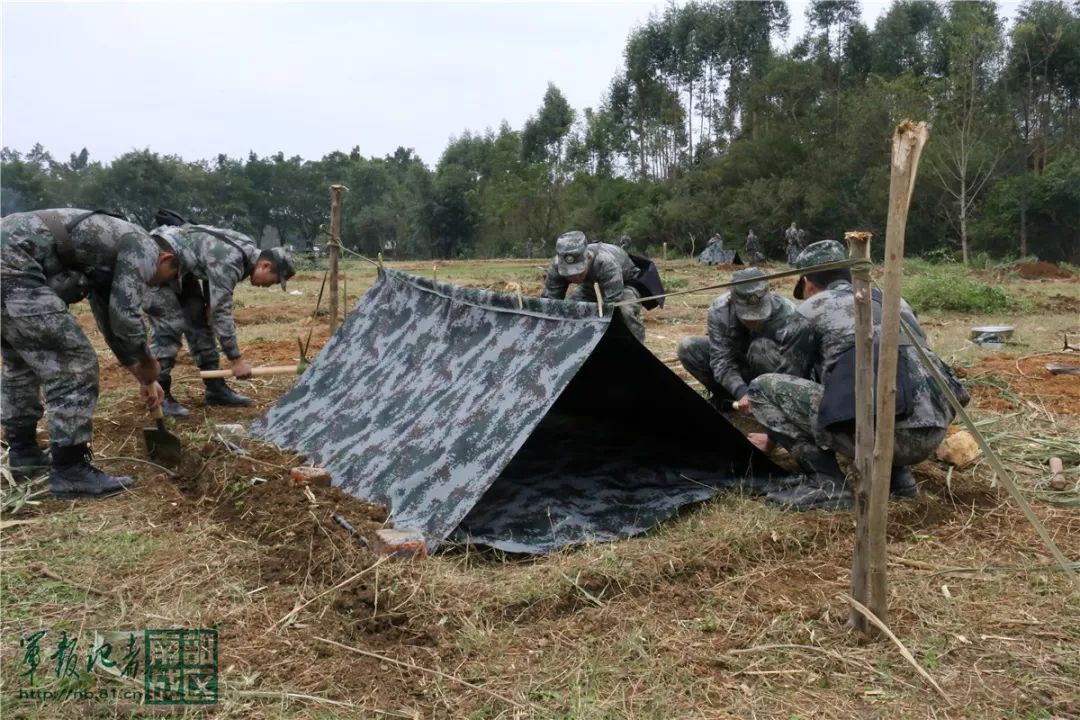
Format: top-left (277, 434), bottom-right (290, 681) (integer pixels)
top-left (50, 444), bottom-right (134, 499)
top-left (766, 444), bottom-right (853, 511)
top-left (4, 425), bottom-right (49, 482)
top-left (204, 378), bottom-right (252, 407)
top-left (159, 373), bottom-right (190, 418)
top-left (890, 466), bottom-right (918, 498)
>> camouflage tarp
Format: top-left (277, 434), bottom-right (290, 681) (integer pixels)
top-left (250, 269), bottom-right (786, 553)
top-left (699, 244), bottom-right (743, 265)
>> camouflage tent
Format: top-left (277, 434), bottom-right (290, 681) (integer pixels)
top-left (699, 237), bottom-right (743, 265)
top-left (250, 269), bottom-right (785, 553)
top-left (699, 245), bottom-right (743, 265)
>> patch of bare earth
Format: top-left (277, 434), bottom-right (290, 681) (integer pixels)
top-left (2, 262), bottom-right (1077, 718)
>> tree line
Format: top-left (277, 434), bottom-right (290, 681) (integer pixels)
top-left (3, 0), bottom-right (1078, 263)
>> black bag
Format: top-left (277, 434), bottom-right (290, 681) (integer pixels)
top-left (627, 254), bottom-right (666, 310)
top-left (816, 342), bottom-right (915, 433)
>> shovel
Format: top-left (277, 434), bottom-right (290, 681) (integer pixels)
top-left (143, 405), bottom-right (182, 468)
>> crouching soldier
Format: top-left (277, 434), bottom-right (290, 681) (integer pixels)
top-left (1, 209), bottom-right (178, 497)
top-left (678, 268), bottom-right (811, 411)
top-left (541, 231), bottom-right (646, 342)
top-left (748, 240), bottom-right (962, 511)
top-left (146, 219), bottom-right (295, 416)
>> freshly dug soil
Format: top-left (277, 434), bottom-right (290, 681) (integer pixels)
top-left (1013, 261), bottom-right (1074, 279)
top-left (964, 352), bottom-right (1080, 416)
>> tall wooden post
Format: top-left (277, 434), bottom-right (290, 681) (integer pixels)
top-left (868, 121), bottom-right (929, 628)
top-left (846, 230), bottom-right (875, 633)
top-left (328, 184), bottom-right (347, 333)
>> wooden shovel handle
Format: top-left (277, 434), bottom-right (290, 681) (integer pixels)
top-left (199, 364), bottom-right (300, 379)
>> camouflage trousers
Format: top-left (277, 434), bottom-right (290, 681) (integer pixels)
top-left (144, 278), bottom-right (219, 371)
top-left (677, 336), bottom-right (784, 400)
top-left (0, 278), bottom-right (99, 447)
top-left (787, 243), bottom-right (800, 265)
top-left (619, 287), bottom-right (645, 343)
top-left (569, 285), bottom-right (645, 342)
top-left (748, 373), bottom-right (946, 466)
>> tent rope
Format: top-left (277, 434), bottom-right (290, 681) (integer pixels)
top-left (610, 258), bottom-right (872, 307)
top-left (893, 306), bottom-right (1079, 592)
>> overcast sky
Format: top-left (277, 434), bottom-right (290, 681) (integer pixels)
top-left (2, 1), bottom-right (1008, 168)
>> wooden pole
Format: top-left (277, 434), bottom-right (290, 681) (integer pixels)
top-left (328, 184), bottom-right (347, 333)
top-left (868, 121), bottom-right (929, 628)
top-left (845, 230), bottom-right (875, 634)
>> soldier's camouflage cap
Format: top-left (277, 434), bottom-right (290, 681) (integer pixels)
top-left (793, 239), bottom-right (845, 300)
top-left (731, 267), bottom-right (771, 322)
top-left (266, 246), bottom-right (296, 290)
top-left (555, 230), bottom-right (589, 277)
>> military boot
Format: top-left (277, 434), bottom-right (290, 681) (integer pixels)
top-left (159, 373), bottom-right (190, 418)
top-left (50, 444), bottom-right (134, 499)
top-left (204, 378), bottom-right (252, 407)
top-left (4, 425), bottom-right (50, 482)
top-left (890, 466), bottom-right (918, 498)
top-left (766, 444), bottom-right (853, 511)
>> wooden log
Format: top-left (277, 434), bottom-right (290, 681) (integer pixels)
top-left (845, 230), bottom-right (875, 634)
top-left (869, 121), bottom-right (929, 630)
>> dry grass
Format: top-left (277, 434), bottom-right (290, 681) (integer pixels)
top-left (1, 258), bottom-right (1078, 719)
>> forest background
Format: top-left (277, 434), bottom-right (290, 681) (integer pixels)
top-left (3, 0), bottom-right (1078, 264)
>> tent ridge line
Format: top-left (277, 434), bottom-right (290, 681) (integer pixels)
top-left (385, 270), bottom-right (611, 326)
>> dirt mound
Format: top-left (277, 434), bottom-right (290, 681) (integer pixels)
top-left (1013, 261), bottom-right (1074, 279)
top-left (964, 352), bottom-right (1080, 416)
top-left (171, 440), bottom-right (387, 585)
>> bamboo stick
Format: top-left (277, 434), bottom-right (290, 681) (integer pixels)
top-left (328, 184), bottom-right (347, 333)
top-left (845, 230), bottom-right (875, 633)
top-left (869, 121), bottom-right (929, 629)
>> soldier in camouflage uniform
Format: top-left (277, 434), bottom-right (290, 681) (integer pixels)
top-left (744, 229), bottom-right (764, 264)
top-left (144, 218), bottom-right (296, 416)
top-left (677, 267), bottom-right (812, 411)
top-left (748, 240), bottom-right (955, 510)
top-left (1, 209), bottom-right (180, 498)
top-left (785, 223), bottom-right (801, 265)
top-left (541, 231), bottom-right (645, 342)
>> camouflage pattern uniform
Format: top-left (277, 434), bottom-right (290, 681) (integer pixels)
top-left (748, 240), bottom-right (954, 509)
top-left (145, 225), bottom-right (263, 371)
top-left (1, 210), bottom-right (161, 447)
top-left (785, 223), bottom-right (801, 265)
top-left (542, 233), bottom-right (645, 342)
top-left (744, 230), bottom-right (764, 264)
top-left (677, 268), bottom-right (812, 402)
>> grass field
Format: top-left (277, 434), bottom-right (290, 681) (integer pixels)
top-left (1, 257), bottom-right (1078, 719)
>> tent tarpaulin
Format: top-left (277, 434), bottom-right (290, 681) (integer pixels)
top-left (250, 269), bottom-right (786, 553)
top-left (699, 243), bottom-right (743, 265)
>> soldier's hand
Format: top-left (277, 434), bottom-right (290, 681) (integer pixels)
top-left (747, 432), bottom-right (773, 453)
top-left (141, 381), bottom-right (165, 411)
top-left (736, 395), bottom-right (751, 414)
top-left (230, 357), bottom-right (253, 380)
top-left (129, 355), bottom-right (161, 385)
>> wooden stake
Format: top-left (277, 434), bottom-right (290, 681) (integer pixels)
top-left (328, 184), bottom-right (348, 333)
top-left (845, 230), bottom-right (875, 634)
top-left (869, 121), bottom-right (929, 628)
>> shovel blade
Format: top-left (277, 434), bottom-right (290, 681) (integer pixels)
top-left (143, 426), bottom-right (182, 468)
